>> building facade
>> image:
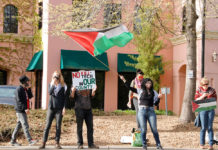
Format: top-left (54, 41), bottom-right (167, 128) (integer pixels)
top-left (2, 0), bottom-right (218, 115)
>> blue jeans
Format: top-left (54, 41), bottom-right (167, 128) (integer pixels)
top-left (199, 109), bottom-right (215, 146)
top-left (133, 97), bottom-right (140, 129)
top-left (138, 107), bottom-right (161, 147)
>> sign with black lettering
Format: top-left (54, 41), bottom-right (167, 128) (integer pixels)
top-left (72, 70), bottom-right (96, 90)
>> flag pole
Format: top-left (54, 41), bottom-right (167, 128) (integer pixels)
top-left (90, 53), bottom-right (120, 77)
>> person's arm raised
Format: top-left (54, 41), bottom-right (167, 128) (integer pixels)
top-left (70, 86), bottom-right (77, 98)
top-left (119, 75), bottom-right (138, 93)
top-left (91, 85), bottom-right (97, 97)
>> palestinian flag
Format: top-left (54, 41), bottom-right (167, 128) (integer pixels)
top-left (64, 25), bottom-right (133, 56)
top-left (192, 98), bottom-right (217, 112)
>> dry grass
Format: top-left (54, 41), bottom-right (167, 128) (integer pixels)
top-left (0, 105), bottom-right (218, 149)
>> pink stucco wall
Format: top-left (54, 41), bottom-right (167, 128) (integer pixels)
top-left (42, 0), bottom-right (174, 112)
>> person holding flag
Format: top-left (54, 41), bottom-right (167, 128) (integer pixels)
top-left (194, 77), bottom-right (217, 150)
top-left (11, 75), bottom-right (38, 146)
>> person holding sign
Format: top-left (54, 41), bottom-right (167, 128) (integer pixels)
top-left (119, 75), bottom-right (163, 150)
top-left (39, 71), bottom-right (67, 149)
top-left (71, 79), bottom-right (99, 149)
top-left (194, 77), bottom-right (217, 150)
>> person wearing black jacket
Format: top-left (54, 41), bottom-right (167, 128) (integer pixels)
top-left (39, 71), bottom-right (67, 149)
top-left (11, 75), bottom-right (38, 146)
top-left (119, 75), bottom-right (163, 150)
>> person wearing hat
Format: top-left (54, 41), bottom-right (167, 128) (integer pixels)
top-left (11, 75), bottom-right (38, 146)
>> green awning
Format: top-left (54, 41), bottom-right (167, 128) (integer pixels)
top-left (60, 50), bottom-right (109, 71)
top-left (26, 50), bottom-right (43, 71)
top-left (117, 53), bottom-right (162, 73)
top-left (117, 53), bottom-right (138, 73)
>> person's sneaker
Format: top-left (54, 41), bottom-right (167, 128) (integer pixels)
top-left (143, 145), bottom-right (148, 150)
top-left (78, 145), bottom-right (83, 149)
top-left (55, 143), bottom-right (62, 149)
top-left (157, 145), bottom-right (164, 150)
top-left (88, 144), bottom-right (99, 149)
top-left (29, 140), bottom-right (38, 146)
top-left (10, 141), bottom-right (21, 146)
top-left (208, 147), bottom-right (214, 150)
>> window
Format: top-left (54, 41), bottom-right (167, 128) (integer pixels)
top-left (3, 4), bottom-right (18, 33)
top-left (104, 3), bottom-right (122, 28)
top-left (182, 6), bottom-right (187, 33)
top-left (133, 4), bottom-right (142, 33)
top-left (0, 70), bottom-right (7, 85)
top-left (38, 2), bottom-right (43, 29)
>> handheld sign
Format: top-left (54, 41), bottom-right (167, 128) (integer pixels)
top-left (192, 98), bottom-right (217, 112)
top-left (72, 70), bottom-right (96, 90)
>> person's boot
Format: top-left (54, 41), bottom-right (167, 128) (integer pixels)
top-left (38, 142), bottom-right (46, 149)
top-left (55, 141), bottom-right (62, 149)
top-left (88, 144), bottom-right (99, 149)
top-left (78, 144), bottom-right (84, 149)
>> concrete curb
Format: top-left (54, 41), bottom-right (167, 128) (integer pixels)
top-left (0, 145), bottom-right (215, 150)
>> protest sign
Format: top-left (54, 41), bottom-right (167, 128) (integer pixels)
top-left (72, 70), bottom-right (96, 90)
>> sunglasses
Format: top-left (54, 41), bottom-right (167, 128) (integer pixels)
top-left (203, 84), bottom-right (209, 86)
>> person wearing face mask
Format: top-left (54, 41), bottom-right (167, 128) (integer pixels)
top-left (39, 71), bottom-right (67, 149)
top-left (120, 75), bottom-right (163, 150)
top-left (11, 75), bottom-right (38, 146)
top-left (128, 69), bottom-right (144, 130)
top-left (195, 77), bottom-right (217, 150)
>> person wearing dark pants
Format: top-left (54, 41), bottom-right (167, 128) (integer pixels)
top-left (39, 71), bottom-right (67, 149)
top-left (11, 75), bottom-right (38, 146)
top-left (75, 109), bottom-right (94, 147)
top-left (120, 76), bottom-right (163, 150)
top-left (71, 85), bottom-right (99, 149)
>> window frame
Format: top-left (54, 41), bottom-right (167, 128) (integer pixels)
top-left (3, 4), bottom-right (18, 33)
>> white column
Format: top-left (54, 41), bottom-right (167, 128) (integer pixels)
top-left (41, 0), bottom-right (49, 109)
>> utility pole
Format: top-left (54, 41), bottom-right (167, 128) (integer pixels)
top-left (201, 0), bottom-right (206, 78)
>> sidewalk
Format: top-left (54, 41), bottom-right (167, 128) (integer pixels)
top-left (0, 145), bottom-right (215, 150)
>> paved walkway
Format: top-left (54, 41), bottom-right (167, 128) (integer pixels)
top-left (0, 145), bottom-right (215, 150)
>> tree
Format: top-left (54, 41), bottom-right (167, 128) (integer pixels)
top-left (126, 23), bottom-right (164, 91)
top-left (179, 0), bottom-right (198, 123)
top-left (124, 1), bottom-right (166, 91)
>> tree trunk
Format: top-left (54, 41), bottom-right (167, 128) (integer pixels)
top-left (179, 0), bottom-right (198, 123)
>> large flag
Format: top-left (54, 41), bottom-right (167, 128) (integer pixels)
top-left (64, 25), bottom-right (133, 56)
top-left (192, 98), bottom-right (217, 112)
